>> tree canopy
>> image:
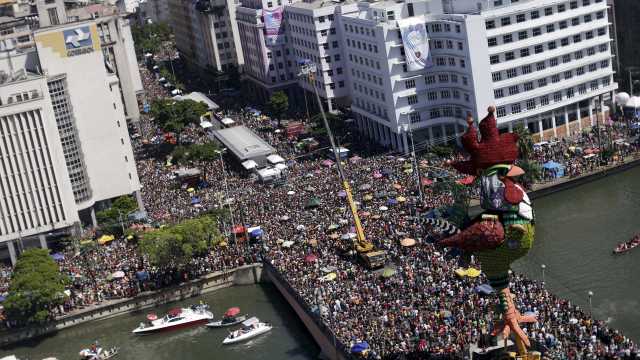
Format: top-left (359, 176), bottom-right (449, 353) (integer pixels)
top-left (171, 142), bottom-right (219, 164)
top-left (139, 216), bottom-right (223, 268)
top-left (131, 22), bottom-right (172, 56)
top-left (4, 249), bottom-right (69, 325)
top-left (151, 99), bottom-right (209, 140)
top-left (96, 195), bottom-right (139, 235)
top-left (267, 91), bottom-right (289, 123)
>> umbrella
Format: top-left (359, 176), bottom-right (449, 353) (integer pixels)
top-left (402, 162), bottom-right (412, 169)
top-left (393, 183), bottom-right (402, 190)
top-left (349, 156), bottom-right (362, 163)
top-left (51, 253), bottom-right (64, 261)
top-left (321, 159), bottom-right (334, 167)
top-left (136, 270), bottom-right (149, 281)
top-left (338, 190), bottom-right (347, 198)
top-left (421, 178), bottom-right (434, 186)
top-left (309, 239), bottom-right (318, 246)
top-left (224, 307), bottom-right (241, 317)
top-left (218, 241), bottom-right (228, 247)
top-left (287, 190), bottom-right (296, 195)
top-left (403, 168), bottom-right (413, 174)
top-left (187, 187), bottom-right (195, 193)
top-left (328, 224), bottom-right (340, 231)
top-left (280, 215), bottom-right (290, 221)
top-left (363, 194), bottom-right (373, 201)
top-left (147, 313), bottom-right (158, 321)
top-left (296, 224), bottom-right (306, 231)
top-left (341, 233), bottom-right (356, 240)
top-left (375, 191), bottom-right (387, 199)
top-left (321, 272), bottom-right (337, 281)
top-left (400, 238), bottom-right (416, 247)
top-left (351, 341), bottom-right (370, 354)
top-left (373, 172), bottom-right (383, 179)
top-left (457, 176), bottom-right (475, 185)
top-left (475, 284), bottom-right (494, 295)
top-left (111, 271), bottom-right (125, 279)
top-left (387, 198), bottom-right (398, 206)
top-left (359, 211), bottom-right (370, 217)
top-left (396, 196), bottom-right (406, 203)
top-left (379, 206), bottom-right (388, 211)
top-left (329, 233), bottom-right (340, 240)
top-left (305, 186), bottom-right (316, 192)
top-left (190, 196), bottom-right (201, 205)
top-left (305, 198), bottom-right (321, 208)
top-left (0, 295), bottom-right (5, 302)
top-left (358, 184), bottom-right (372, 191)
top-left (381, 267), bottom-right (396, 278)
top-left (304, 254), bottom-right (318, 263)
top-left (97, 235), bottom-right (115, 245)
top-left (276, 239), bottom-right (285, 244)
top-left (282, 240), bottom-right (294, 248)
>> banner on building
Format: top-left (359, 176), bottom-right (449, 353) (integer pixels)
top-left (264, 7), bottom-right (284, 46)
top-left (398, 18), bottom-right (432, 71)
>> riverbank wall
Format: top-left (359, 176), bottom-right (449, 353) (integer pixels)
top-left (262, 261), bottom-right (350, 360)
top-left (0, 264), bottom-right (263, 347)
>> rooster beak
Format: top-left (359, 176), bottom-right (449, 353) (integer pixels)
top-left (506, 165), bottom-right (525, 177)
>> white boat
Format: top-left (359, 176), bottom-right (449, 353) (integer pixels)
top-left (132, 304), bottom-right (213, 334)
top-left (222, 317), bottom-right (272, 344)
top-left (79, 347), bottom-right (119, 359)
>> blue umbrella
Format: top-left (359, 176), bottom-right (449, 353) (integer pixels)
top-left (191, 196), bottom-right (201, 205)
top-left (249, 228), bottom-right (264, 238)
top-left (351, 341), bottom-right (369, 353)
top-left (387, 198), bottom-right (398, 206)
top-left (135, 270), bottom-right (149, 281)
top-left (51, 253), bottom-right (64, 261)
top-left (0, 295), bottom-right (5, 302)
top-left (475, 284), bottom-right (494, 295)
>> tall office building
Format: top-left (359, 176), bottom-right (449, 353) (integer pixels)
top-left (139, 0), bottom-right (171, 25)
top-left (0, 0), bottom-right (142, 263)
top-left (168, 0), bottom-right (244, 73)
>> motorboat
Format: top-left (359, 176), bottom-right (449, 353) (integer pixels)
top-left (79, 346), bottom-right (119, 359)
top-left (132, 304), bottom-right (213, 334)
top-left (613, 236), bottom-right (640, 254)
top-left (222, 317), bottom-right (272, 344)
top-left (207, 307), bottom-right (247, 328)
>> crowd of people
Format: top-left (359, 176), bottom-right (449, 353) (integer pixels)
top-left (1, 56), bottom-right (638, 359)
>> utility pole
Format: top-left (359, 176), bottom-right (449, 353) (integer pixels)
top-left (216, 149), bottom-right (237, 245)
top-left (403, 123), bottom-right (423, 204)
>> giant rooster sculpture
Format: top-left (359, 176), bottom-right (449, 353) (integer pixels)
top-left (439, 106), bottom-right (538, 356)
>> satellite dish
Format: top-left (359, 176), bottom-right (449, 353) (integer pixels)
top-left (615, 92), bottom-right (630, 106)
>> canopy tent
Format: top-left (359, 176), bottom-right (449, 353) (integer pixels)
top-left (328, 147), bottom-right (350, 160)
top-left (381, 267), bottom-right (396, 278)
top-left (351, 342), bottom-right (370, 354)
top-left (400, 238), bottom-right (416, 247)
top-left (212, 126), bottom-right (275, 161)
top-left (274, 163), bottom-right (288, 171)
top-left (51, 253), bottom-right (64, 261)
top-left (224, 307), bottom-right (241, 317)
top-left (247, 226), bottom-right (263, 238)
top-left (97, 235), bottom-right (115, 245)
top-left (232, 225), bottom-right (246, 235)
top-left (190, 196), bottom-right (201, 205)
top-left (257, 167), bottom-right (281, 182)
top-left (624, 96), bottom-right (640, 109)
top-left (304, 254), bottom-right (318, 263)
top-left (221, 117), bottom-right (235, 126)
top-left (267, 154), bottom-right (285, 164)
top-left (321, 159), bottom-right (334, 167)
top-left (475, 284), bottom-right (494, 295)
top-left (241, 160), bottom-right (258, 170)
top-left (111, 270), bottom-right (125, 279)
top-left (337, 190), bottom-right (347, 198)
top-left (200, 120), bottom-right (214, 129)
top-left (542, 161), bottom-right (565, 178)
top-left (173, 91), bottom-right (219, 110)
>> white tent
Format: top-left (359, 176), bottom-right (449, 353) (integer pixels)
top-left (275, 163), bottom-right (288, 171)
top-left (267, 154), bottom-right (285, 164)
top-left (624, 96), bottom-right (640, 109)
top-left (241, 160), bottom-right (258, 170)
top-left (200, 120), bottom-right (213, 129)
top-left (257, 167), bottom-right (281, 182)
top-left (221, 117), bottom-right (235, 126)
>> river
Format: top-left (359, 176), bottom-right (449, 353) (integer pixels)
top-left (3, 166), bottom-right (640, 359)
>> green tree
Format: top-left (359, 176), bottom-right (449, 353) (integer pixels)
top-left (512, 125), bottom-right (541, 188)
top-left (131, 22), bottom-right (172, 56)
top-left (513, 124), bottom-right (534, 161)
top-left (4, 249), bottom-right (69, 325)
top-left (267, 91), bottom-right (289, 126)
top-left (96, 195), bottom-right (139, 234)
top-left (139, 216), bottom-right (222, 268)
top-left (151, 99), bottom-right (208, 143)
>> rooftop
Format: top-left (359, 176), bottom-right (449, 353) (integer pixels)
top-left (288, 0), bottom-right (354, 11)
top-left (212, 126), bottom-right (275, 161)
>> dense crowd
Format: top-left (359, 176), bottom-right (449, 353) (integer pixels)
top-left (1, 58), bottom-right (638, 359)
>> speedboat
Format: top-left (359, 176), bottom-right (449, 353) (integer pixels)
top-left (613, 237), bottom-right (640, 254)
top-left (222, 317), bottom-right (272, 344)
top-left (79, 346), bottom-right (119, 359)
top-left (207, 307), bottom-right (247, 328)
top-left (132, 304), bottom-right (213, 334)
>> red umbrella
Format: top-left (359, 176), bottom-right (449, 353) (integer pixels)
top-left (305, 254), bottom-right (318, 263)
top-left (167, 308), bottom-right (182, 317)
top-left (457, 176), bottom-right (475, 185)
top-left (421, 178), bottom-right (433, 186)
top-left (224, 307), bottom-right (240, 317)
top-left (147, 313), bottom-right (158, 321)
top-left (232, 225), bottom-right (245, 234)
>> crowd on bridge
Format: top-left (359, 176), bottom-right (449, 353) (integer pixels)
top-left (1, 57), bottom-right (638, 359)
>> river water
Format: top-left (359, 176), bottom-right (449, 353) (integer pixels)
top-left (3, 166), bottom-right (639, 359)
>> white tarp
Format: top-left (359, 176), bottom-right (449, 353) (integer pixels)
top-left (257, 167), bottom-right (281, 182)
top-left (221, 117), bottom-right (235, 126)
top-left (398, 17), bottom-right (432, 71)
top-left (275, 163), bottom-right (288, 171)
top-left (241, 160), bottom-right (258, 170)
top-left (267, 154), bottom-right (285, 164)
top-left (200, 121), bottom-right (213, 129)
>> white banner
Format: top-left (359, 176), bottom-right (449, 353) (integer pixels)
top-left (398, 18), bottom-right (432, 71)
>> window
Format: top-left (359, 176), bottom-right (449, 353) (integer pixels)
top-left (438, 74), bottom-right (449, 82)
top-left (507, 68), bottom-right (518, 78)
top-left (441, 90), bottom-right (451, 98)
top-left (518, 31), bottom-right (528, 40)
top-left (550, 58), bottom-right (559, 67)
top-left (538, 78), bottom-right (548, 87)
top-left (494, 89), bottom-right (504, 98)
top-left (460, 59), bottom-right (466, 68)
top-left (570, 1), bottom-right (578, 9)
top-left (554, 92), bottom-right (562, 102)
top-left (512, 103), bottom-right (521, 114)
top-left (575, 51), bottom-right (583, 59)
top-left (558, 4), bottom-right (566, 12)
top-left (47, 8), bottom-right (60, 25)
top-left (410, 112), bottom-right (421, 123)
top-left (589, 63), bottom-right (597, 72)
top-left (546, 24), bottom-right (555, 33)
top-left (407, 95), bottom-right (418, 104)
top-left (405, 79), bottom-right (416, 88)
top-left (520, 48), bottom-right (530, 57)
top-left (573, 34), bottom-right (581, 43)
top-left (545, 7), bottom-right (553, 16)
top-left (536, 62), bottom-right (546, 71)
top-left (456, 25), bottom-right (461, 33)
top-left (490, 55), bottom-right (500, 64)
top-left (561, 38), bottom-right (569, 47)
top-left (425, 75), bottom-right (435, 84)
top-left (584, 14), bottom-right (592, 23)
top-left (596, 11), bottom-right (605, 19)
top-left (601, 59), bottom-right (609, 68)
top-left (503, 34), bottom-right (513, 43)
top-left (532, 28), bottom-right (541, 37)
top-left (572, 18), bottom-right (580, 26)
top-left (559, 21), bottom-right (567, 30)
top-left (486, 20), bottom-right (496, 29)
top-left (497, 106), bottom-right (506, 117)
top-left (599, 43), bottom-right (608, 52)
top-left (522, 65), bottom-right (532, 74)
top-left (451, 74), bottom-right (458, 83)
top-left (462, 76), bottom-right (468, 85)
top-left (427, 91), bottom-right (437, 100)
top-left (508, 85), bottom-right (519, 95)
top-left (488, 38), bottom-right (497, 47)
top-left (492, 72), bottom-right (502, 81)
top-left (501, 17), bottom-right (511, 26)
top-left (566, 88), bottom-right (574, 98)
top-left (535, 45), bottom-right (543, 54)
top-left (453, 90), bottom-right (460, 99)
top-left (531, 11), bottom-right (539, 19)
top-left (564, 70), bottom-right (573, 79)
top-left (494, 0), bottom-right (503, 6)
top-left (449, 57), bottom-right (456, 66)
top-left (523, 82), bottom-right (534, 91)
top-left (585, 31), bottom-right (594, 39)
top-left (552, 74), bottom-right (560, 83)
top-left (548, 41), bottom-right (557, 50)
top-left (583, 0), bottom-right (590, 5)
top-left (540, 95), bottom-right (549, 106)
top-left (516, 14), bottom-right (526, 23)
top-left (526, 99), bottom-right (536, 110)
top-left (458, 42), bottom-right (463, 50)
top-left (505, 52), bottom-right (515, 61)
top-left (590, 80), bottom-right (598, 90)
top-left (563, 54), bottom-right (571, 63)
top-left (598, 28), bottom-right (607, 36)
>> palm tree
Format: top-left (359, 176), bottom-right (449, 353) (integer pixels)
top-left (512, 125), bottom-right (541, 188)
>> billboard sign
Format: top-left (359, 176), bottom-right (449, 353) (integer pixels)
top-left (63, 26), bottom-right (94, 57)
top-left (264, 7), bottom-right (284, 46)
top-left (398, 18), bottom-right (432, 71)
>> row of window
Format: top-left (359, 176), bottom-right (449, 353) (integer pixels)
top-left (426, 89), bottom-right (472, 103)
top-left (289, 24), bottom-right (336, 38)
top-left (353, 97), bottom-right (389, 120)
top-left (487, 11), bottom-right (606, 48)
top-left (343, 23), bottom-right (376, 38)
top-left (433, 56), bottom-right (467, 69)
top-left (353, 81), bottom-right (386, 101)
top-left (352, 68), bottom-right (384, 87)
top-left (347, 52), bottom-right (382, 71)
top-left (425, 73), bottom-right (470, 87)
top-left (489, 29), bottom-right (608, 65)
top-left (485, 0), bottom-right (605, 30)
top-left (427, 22), bottom-right (462, 34)
top-left (492, 47), bottom-right (610, 83)
top-left (346, 38), bottom-right (379, 54)
top-left (496, 76), bottom-right (611, 117)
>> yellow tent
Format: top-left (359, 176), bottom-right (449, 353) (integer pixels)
top-left (80, 239), bottom-right (94, 245)
top-left (97, 235), bottom-right (115, 245)
top-left (455, 267), bottom-right (482, 277)
top-left (218, 241), bottom-right (228, 247)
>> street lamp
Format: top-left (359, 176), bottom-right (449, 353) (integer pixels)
top-left (541, 264), bottom-right (546, 284)
top-left (215, 148), bottom-right (238, 246)
top-left (401, 121), bottom-right (424, 204)
top-left (588, 290), bottom-right (594, 315)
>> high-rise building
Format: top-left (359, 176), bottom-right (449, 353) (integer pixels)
top-left (168, 0), bottom-right (244, 73)
top-left (139, 0), bottom-right (171, 25)
top-left (0, 0), bottom-right (142, 263)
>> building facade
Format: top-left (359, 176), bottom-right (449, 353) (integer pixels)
top-left (139, 0), bottom-right (171, 25)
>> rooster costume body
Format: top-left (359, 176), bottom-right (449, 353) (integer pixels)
top-left (439, 107), bottom-right (537, 352)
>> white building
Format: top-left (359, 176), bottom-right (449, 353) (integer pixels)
top-left (0, 0), bottom-right (142, 263)
top-left (139, 0), bottom-right (170, 24)
top-left (168, 0), bottom-right (244, 73)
